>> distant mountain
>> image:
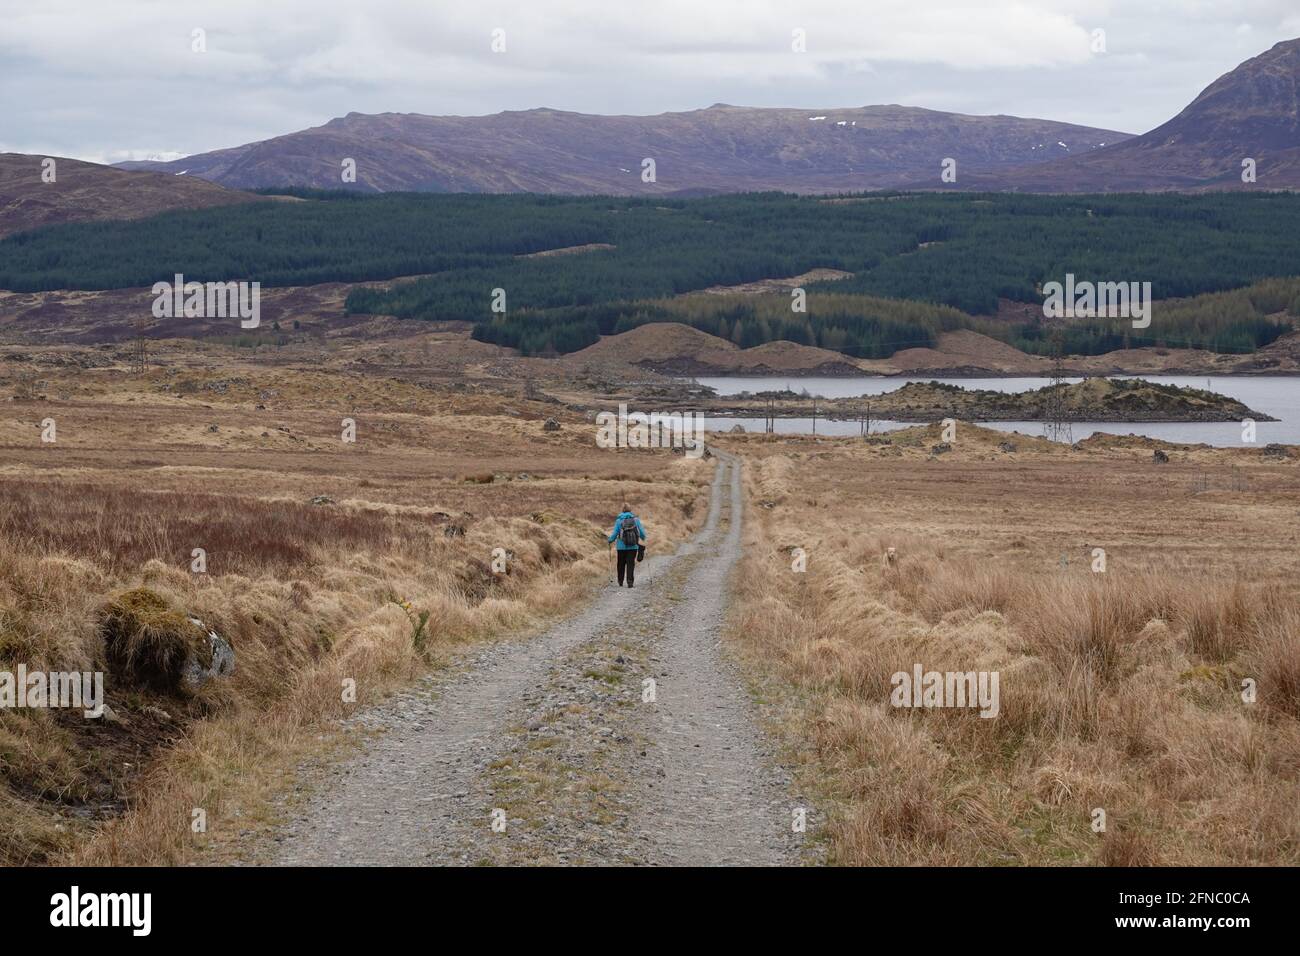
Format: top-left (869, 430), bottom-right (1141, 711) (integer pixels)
top-left (941, 38), bottom-right (1300, 192)
top-left (115, 105), bottom-right (1130, 195)
top-left (0, 153), bottom-right (256, 239)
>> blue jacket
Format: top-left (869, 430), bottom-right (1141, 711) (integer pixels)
top-left (608, 512), bottom-right (646, 551)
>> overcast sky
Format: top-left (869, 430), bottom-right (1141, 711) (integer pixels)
top-left (2, 0), bottom-right (1298, 164)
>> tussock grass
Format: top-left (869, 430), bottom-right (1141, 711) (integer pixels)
top-left (100, 587), bottom-right (214, 693)
top-left (0, 366), bottom-right (711, 865)
top-left (0, 479), bottom-right (430, 573)
top-left (724, 429), bottom-right (1300, 865)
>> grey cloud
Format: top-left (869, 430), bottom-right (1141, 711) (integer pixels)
top-left (0, 0), bottom-right (1295, 163)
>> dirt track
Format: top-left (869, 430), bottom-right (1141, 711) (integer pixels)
top-left (266, 453), bottom-right (815, 866)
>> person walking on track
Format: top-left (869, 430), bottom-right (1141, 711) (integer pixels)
top-left (608, 504), bottom-right (646, 588)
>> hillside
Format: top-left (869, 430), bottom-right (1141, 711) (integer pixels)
top-left (0, 153), bottom-right (257, 239)
top-left (8, 191), bottom-right (1299, 357)
top-left (568, 322), bottom-right (1300, 378)
top-left (5, 276), bottom-right (1299, 381)
top-left (570, 323), bottom-right (864, 375)
top-left (116, 105), bottom-right (1130, 194)
top-left (944, 39), bottom-right (1300, 192)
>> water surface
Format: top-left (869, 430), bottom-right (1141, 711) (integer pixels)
top-left (694, 375), bottom-right (1300, 446)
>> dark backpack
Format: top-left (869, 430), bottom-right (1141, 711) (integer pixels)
top-left (620, 515), bottom-right (639, 547)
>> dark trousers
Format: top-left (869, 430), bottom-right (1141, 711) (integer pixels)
top-left (617, 548), bottom-right (637, 587)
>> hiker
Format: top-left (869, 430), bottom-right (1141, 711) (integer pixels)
top-left (608, 504), bottom-right (646, 588)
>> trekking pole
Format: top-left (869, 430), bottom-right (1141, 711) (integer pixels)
top-left (608, 542), bottom-right (616, 585)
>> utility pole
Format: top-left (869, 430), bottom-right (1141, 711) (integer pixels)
top-left (1043, 329), bottom-right (1073, 444)
top-left (132, 314), bottom-right (148, 375)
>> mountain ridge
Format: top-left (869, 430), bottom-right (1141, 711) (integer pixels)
top-left (0, 153), bottom-right (257, 239)
top-left (115, 103), bottom-right (1131, 195)
top-left (927, 38), bottom-right (1300, 192)
top-left (115, 38), bottom-right (1300, 195)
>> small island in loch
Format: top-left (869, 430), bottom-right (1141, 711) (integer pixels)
top-left (701, 377), bottom-right (1276, 424)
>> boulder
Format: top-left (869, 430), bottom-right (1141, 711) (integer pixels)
top-left (1153, 450), bottom-right (1170, 463)
top-left (543, 418), bottom-right (562, 432)
top-left (182, 617), bottom-right (236, 691)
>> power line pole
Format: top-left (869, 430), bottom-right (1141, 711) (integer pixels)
top-left (1043, 329), bottom-right (1073, 444)
top-left (132, 314), bottom-right (148, 375)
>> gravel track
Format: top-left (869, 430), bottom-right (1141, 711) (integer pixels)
top-left (267, 453), bottom-right (813, 866)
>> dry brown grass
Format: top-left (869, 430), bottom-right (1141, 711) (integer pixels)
top-left (723, 423), bottom-right (1300, 865)
top-left (0, 359), bottom-right (711, 865)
